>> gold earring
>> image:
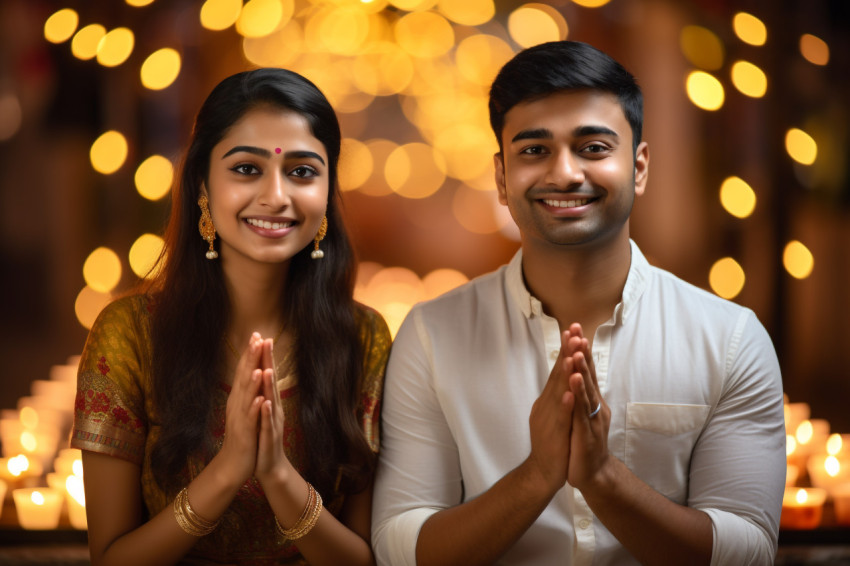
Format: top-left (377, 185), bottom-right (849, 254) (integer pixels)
top-left (198, 195), bottom-right (218, 259)
top-left (311, 216), bottom-right (328, 259)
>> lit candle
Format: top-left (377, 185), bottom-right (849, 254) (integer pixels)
top-left (833, 484), bottom-right (850, 526)
top-left (12, 488), bottom-right (63, 530)
top-left (784, 402), bottom-right (810, 435)
top-left (807, 453), bottom-right (850, 493)
top-left (65, 474), bottom-right (87, 529)
top-left (0, 454), bottom-right (42, 484)
top-left (54, 448), bottom-right (82, 476)
top-left (786, 464), bottom-right (799, 487)
top-left (780, 487), bottom-right (827, 530)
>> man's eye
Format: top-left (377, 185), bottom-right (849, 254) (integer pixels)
top-left (521, 146), bottom-right (546, 155)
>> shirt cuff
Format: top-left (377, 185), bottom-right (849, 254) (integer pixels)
top-left (373, 507), bottom-right (438, 566)
top-left (703, 508), bottom-right (777, 566)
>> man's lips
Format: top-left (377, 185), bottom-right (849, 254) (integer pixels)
top-left (541, 198), bottom-right (593, 208)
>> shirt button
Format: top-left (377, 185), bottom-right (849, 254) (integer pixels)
top-left (549, 350), bottom-right (559, 360)
top-left (578, 519), bottom-right (591, 530)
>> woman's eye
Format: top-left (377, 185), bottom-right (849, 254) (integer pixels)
top-left (290, 165), bottom-right (318, 178)
top-left (232, 164), bottom-right (259, 175)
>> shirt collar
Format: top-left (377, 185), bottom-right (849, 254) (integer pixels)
top-left (505, 240), bottom-right (650, 323)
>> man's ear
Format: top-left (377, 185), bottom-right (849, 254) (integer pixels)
top-left (494, 152), bottom-right (508, 205)
top-left (633, 141), bottom-right (649, 196)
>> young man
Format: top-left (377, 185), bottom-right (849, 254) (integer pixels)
top-left (372, 41), bottom-right (785, 566)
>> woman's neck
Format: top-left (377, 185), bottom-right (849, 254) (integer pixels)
top-left (221, 256), bottom-right (289, 347)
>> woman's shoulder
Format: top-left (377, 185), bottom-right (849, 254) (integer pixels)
top-left (353, 302), bottom-right (391, 342)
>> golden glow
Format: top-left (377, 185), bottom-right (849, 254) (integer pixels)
top-left (20, 431), bottom-right (37, 452)
top-left (825, 455), bottom-right (841, 477)
top-left (455, 34), bottom-right (515, 87)
top-left (71, 24), bottom-right (107, 61)
top-left (200, 0), bottom-right (242, 31)
top-left (135, 155), bottom-right (174, 201)
top-left (422, 268), bottom-right (469, 300)
top-left (827, 433), bottom-right (843, 455)
top-left (800, 34), bottom-right (829, 66)
top-left (679, 25), bottom-right (724, 71)
top-left (236, 0), bottom-right (292, 39)
top-left (708, 257), bottom-right (745, 299)
top-left (395, 11), bottom-right (454, 58)
top-left (796, 419), bottom-right (814, 445)
top-left (7, 455), bottom-right (29, 477)
top-left (508, 4), bottom-right (567, 48)
top-left (733, 12), bottom-right (767, 46)
top-left (452, 185), bottom-right (500, 234)
top-left (786, 435), bottom-right (797, 457)
top-left (317, 6), bottom-right (370, 55)
top-left (140, 48), bottom-right (181, 90)
top-left (433, 121), bottom-right (495, 181)
top-left (360, 139), bottom-right (398, 196)
top-left (719, 176), bottom-right (756, 218)
top-left (353, 47), bottom-right (414, 96)
top-left (243, 20), bottom-right (302, 67)
top-left (339, 138), bottom-right (374, 192)
top-left (795, 488), bottom-right (807, 505)
top-left (388, 0), bottom-right (437, 10)
top-left (385, 143), bottom-right (446, 199)
top-left (437, 0), bottom-right (495, 26)
top-left (83, 247), bottom-right (122, 293)
top-left (0, 92), bottom-right (22, 142)
top-left (126, 0), bottom-right (155, 6)
top-left (685, 71), bottom-right (724, 111)
top-left (66, 475), bottom-right (86, 506)
top-left (44, 9), bottom-right (79, 44)
top-left (129, 234), bottom-right (165, 279)
top-left (19, 407), bottom-right (39, 430)
top-left (90, 131), bottom-right (129, 175)
top-left (730, 60), bottom-right (767, 98)
top-left (75, 286), bottom-right (112, 330)
top-left (571, 0), bottom-right (611, 6)
top-left (783, 240), bottom-right (814, 279)
top-left (785, 128), bottom-right (817, 165)
top-left (96, 27), bottom-right (135, 67)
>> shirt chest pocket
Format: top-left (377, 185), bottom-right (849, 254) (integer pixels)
top-left (624, 402), bottom-right (710, 505)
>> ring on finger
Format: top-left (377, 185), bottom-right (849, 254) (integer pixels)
top-left (588, 402), bottom-right (602, 419)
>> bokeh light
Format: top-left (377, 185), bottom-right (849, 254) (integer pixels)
top-left (126, 0), bottom-right (155, 6)
top-left (685, 71), bottom-right (725, 111)
top-left (135, 155), bottom-right (174, 200)
top-left (800, 34), bottom-right (829, 66)
top-left (388, 0), bottom-right (437, 10)
top-left (44, 8), bottom-right (79, 44)
top-left (395, 11), bottom-right (454, 59)
top-left (75, 287), bottom-right (112, 330)
top-left (437, 0), bottom-right (495, 26)
top-left (83, 247), bottom-right (122, 293)
top-left (385, 143), bottom-right (446, 199)
top-left (236, 0), bottom-right (292, 38)
top-left (571, 0), bottom-right (612, 6)
top-left (733, 12), bottom-right (767, 46)
top-left (242, 20), bottom-right (302, 67)
top-left (359, 139), bottom-right (398, 197)
top-left (785, 128), bottom-right (817, 165)
top-left (730, 60), bottom-right (767, 98)
top-left (140, 48), bottom-right (181, 90)
top-left (452, 185), bottom-right (501, 234)
top-left (679, 25), bottom-right (724, 71)
top-left (709, 257), bottom-right (745, 299)
top-left (353, 46), bottom-right (415, 96)
top-left (508, 4), bottom-right (567, 48)
top-left (719, 176), bottom-right (756, 218)
top-left (71, 24), bottom-right (106, 61)
top-left (90, 131), bottom-right (129, 175)
top-left (339, 138), bottom-right (373, 192)
top-left (783, 240), bottom-right (814, 279)
top-left (455, 34), bottom-right (515, 87)
top-left (200, 0), bottom-right (242, 31)
top-left (422, 268), bottom-right (469, 300)
top-left (96, 27), bottom-right (135, 67)
top-left (0, 92), bottom-right (22, 141)
top-left (129, 234), bottom-right (165, 279)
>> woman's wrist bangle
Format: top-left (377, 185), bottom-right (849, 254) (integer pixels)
top-left (274, 482), bottom-right (323, 541)
top-left (174, 486), bottom-right (219, 537)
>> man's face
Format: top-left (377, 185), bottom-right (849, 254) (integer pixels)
top-left (494, 89), bottom-right (649, 251)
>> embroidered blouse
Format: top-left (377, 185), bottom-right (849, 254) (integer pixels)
top-left (72, 294), bottom-right (391, 565)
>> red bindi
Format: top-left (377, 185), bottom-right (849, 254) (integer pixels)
top-left (275, 147), bottom-right (281, 154)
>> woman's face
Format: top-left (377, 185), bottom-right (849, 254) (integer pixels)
top-left (203, 105), bottom-right (329, 268)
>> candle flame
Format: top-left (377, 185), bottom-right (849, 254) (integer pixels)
top-left (825, 455), bottom-right (841, 477)
top-left (72, 459), bottom-right (84, 477)
top-left (827, 433), bottom-right (842, 455)
top-left (20, 431), bottom-right (37, 452)
top-left (8, 454), bottom-right (30, 476)
top-left (796, 420), bottom-right (813, 445)
top-left (66, 475), bottom-right (86, 506)
top-left (31, 490), bottom-right (45, 506)
top-left (786, 435), bottom-right (797, 456)
top-left (795, 488), bottom-right (808, 504)
top-left (19, 406), bottom-right (39, 429)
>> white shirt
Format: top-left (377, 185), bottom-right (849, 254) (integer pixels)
top-left (372, 241), bottom-right (785, 566)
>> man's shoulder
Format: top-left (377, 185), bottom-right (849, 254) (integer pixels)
top-left (415, 264), bottom-right (509, 314)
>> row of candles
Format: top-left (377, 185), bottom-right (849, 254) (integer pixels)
top-left (781, 396), bottom-right (850, 529)
top-left (0, 360), bottom-right (86, 530)
top-left (1, 361), bottom-right (848, 532)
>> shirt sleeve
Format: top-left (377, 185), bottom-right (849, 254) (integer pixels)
top-left (356, 306), bottom-right (392, 453)
top-left (71, 297), bottom-right (149, 465)
top-left (688, 310), bottom-right (785, 565)
top-left (371, 305), bottom-right (463, 566)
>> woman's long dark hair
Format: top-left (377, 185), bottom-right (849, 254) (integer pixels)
top-left (148, 69), bottom-right (370, 499)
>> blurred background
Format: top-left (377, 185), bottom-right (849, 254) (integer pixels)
top-left (0, 0), bottom-right (848, 435)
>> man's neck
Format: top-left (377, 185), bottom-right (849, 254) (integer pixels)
top-left (520, 235), bottom-right (632, 340)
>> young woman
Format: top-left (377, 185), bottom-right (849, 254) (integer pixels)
top-left (72, 68), bottom-right (391, 565)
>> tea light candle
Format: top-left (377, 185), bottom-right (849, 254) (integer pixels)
top-left (833, 484), bottom-right (850, 526)
top-left (54, 448), bottom-right (82, 476)
top-left (0, 454), bottom-right (42, 483)
top-left (65, 475), bottom-right (87, 529)
top-left (780, 487), bottom-right (827, 530)
top-left (808, 452), bottom-right (850, 493)
top-left (12, 488), bottom-right (63, 530)
top-left (784, 402), bottom-right (810, 435)
top-left (786, 464), bottom-right (799, 487)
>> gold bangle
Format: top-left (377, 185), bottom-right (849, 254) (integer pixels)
top-left (173, 487), bottom-right (219, 537)
top-left (274, 482), bottom-right (323, 541)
